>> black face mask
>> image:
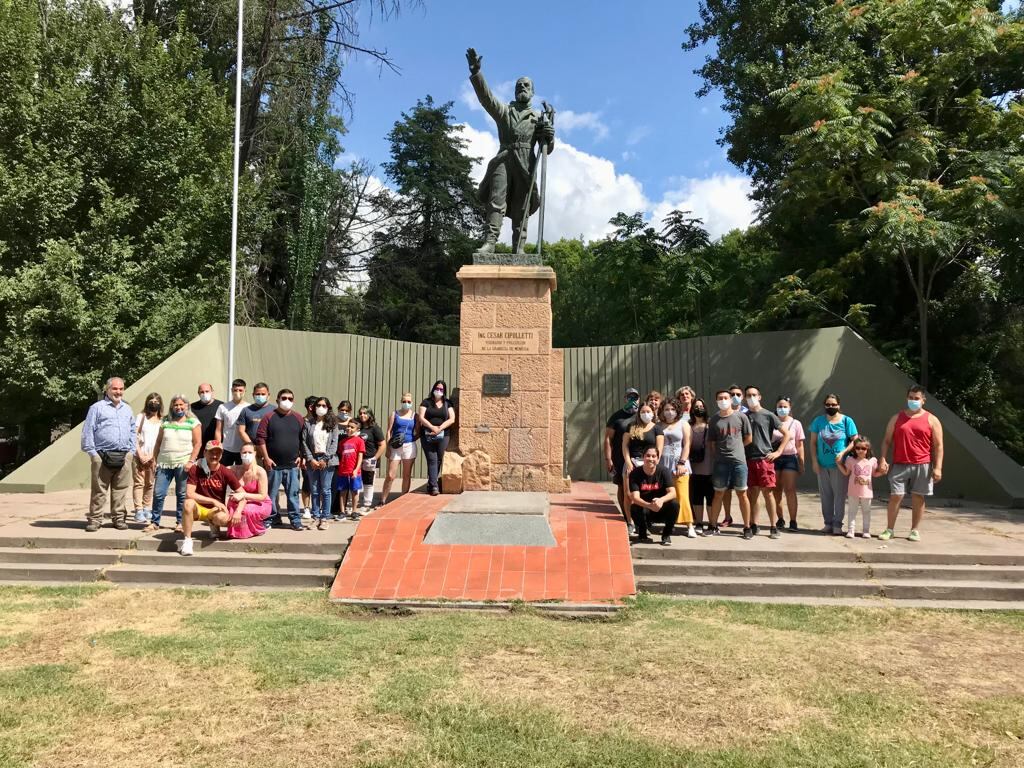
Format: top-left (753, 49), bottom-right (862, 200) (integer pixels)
top-left (624, 398), bottom-right (640, 414)
top-left (692, 408), bottom-right (706, 418)
top-left (825, 406), bottom-right (840, 416)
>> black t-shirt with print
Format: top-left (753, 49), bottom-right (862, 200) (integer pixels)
top-left (628, 465), bottom-right (674, 504)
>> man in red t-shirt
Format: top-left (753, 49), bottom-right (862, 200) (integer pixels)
top-left (877, 385), bottom-right (944, 542)
top-left (178, 440), bottom-right (245, 556)
top-left (336, 420), bottom-right (365, 520)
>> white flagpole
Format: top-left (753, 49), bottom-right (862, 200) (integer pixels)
top-left (227, 0), bottom-right (244, 394)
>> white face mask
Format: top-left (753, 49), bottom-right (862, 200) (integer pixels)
top-left (640, 412), bottom-right (654, 424)
top-left (240, 453), bottom-right (255, 465)
top-left (746, 395), bottom-right (760, 408)
top-left (278, 400), bottom-right (293, 412)
top-left (717, 399), bottom-right (731, 411)
top-left (663, 409), bottom-right (677, 422)
top-left (315, 406), bottom-right (328, 417)
top-left (433, 389), bottom-right (445, 399)
top-left (199, 392), bottom-right (213, 404)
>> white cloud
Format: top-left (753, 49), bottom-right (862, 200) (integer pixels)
top-left (626, 125), bottom-right (652, 146)
top-left (650, 174), bottom-right (758, 239)
top-left (460, 79), bottom-right (515, 114)
top-left (556, 110), bottom-right (609, 142)
top-left (460, 124), bottom-right (760, 245)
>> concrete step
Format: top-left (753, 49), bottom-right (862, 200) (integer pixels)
top-left (120, 550), bottom-right (339, 570)
top-left (633, 560), bottom-right (1024, 583)
top-left (630, 542), bottom-right (1024, 566)
top-left (637, 574), bottom-right (1024, 601)
top-left (0, 547), bottom-right (122, 565)
top-left (0, 534), bottom-right (136, 551)
top-left (133, 534), bottom-right (346, 555)
top-left (104, 563), bottom-right (335, 588)
top-left (0, 562), bottom-right (105, 583)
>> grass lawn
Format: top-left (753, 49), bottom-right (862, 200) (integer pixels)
top-left (1, 586), bottom-right (1022, 767)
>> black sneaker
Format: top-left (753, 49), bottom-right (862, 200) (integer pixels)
top-left (742, 527), bottom-right (753, 540)
top-left (788, 520), bottom-right (798, 532)
top-left (776, 517), bottom-right (786, 530)
top-left (660, 536), bottom-right (672, 547)
top-left (769, 527), bottom-right (780, 540)
top-left (750, 524), bottom-right (759, 536)
top-left (636, 535), bottom-right (654, 544)
top-left (723, 515), bottom-right (733, 528)
top-left (84, 522), bottom-right (100, 533)
top-left (291, 522), bottom-right (304, 532)
top-left (113, 520), bottom-right (128, 531)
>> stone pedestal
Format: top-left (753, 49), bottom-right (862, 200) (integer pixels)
top-left (456, 264), bottom-right (571, 494)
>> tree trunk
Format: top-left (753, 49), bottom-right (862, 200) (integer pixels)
top-left (917, 253), bottom-right (929, 388)
top-left (240, 0), bottom-right (277, 169)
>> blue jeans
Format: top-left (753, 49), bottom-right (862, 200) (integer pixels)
top-left (266, 465), bottom-right (301, 529)
top-left (310, 465), bottom-right (334, 520)
top-left (153, 465), bottom-right (188, 524)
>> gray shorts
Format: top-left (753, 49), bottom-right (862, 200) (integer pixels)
top-left (889, 463), bottom-right (933, 496)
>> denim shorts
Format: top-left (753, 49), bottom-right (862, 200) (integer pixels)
top-left (774, 454), bottom-right (800, 473)
top-left (712, 460), bottom-right (748, 492)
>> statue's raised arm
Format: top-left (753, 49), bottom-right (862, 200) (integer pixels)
top-left (465, 49), bottom-right (555, 258)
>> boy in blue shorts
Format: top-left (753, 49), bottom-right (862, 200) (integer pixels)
top-left (336, 419), bottom-right (365, 520)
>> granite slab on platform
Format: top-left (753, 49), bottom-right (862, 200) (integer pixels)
top-left (423, 492), bottom-right (555, 546)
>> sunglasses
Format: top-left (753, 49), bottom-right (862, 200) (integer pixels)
top-left (855, 446), bottom-right (868, 451)
top-left (280, 397), bottom-right (294, 402)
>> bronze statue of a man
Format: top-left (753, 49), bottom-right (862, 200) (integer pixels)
top-left (466, 48), bottom-right (555, 254)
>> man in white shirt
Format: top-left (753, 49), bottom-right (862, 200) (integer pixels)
top-left (214, 379), bottom-right (249, 466)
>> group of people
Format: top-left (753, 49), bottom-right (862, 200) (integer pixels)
top-left (81, 377), bottom-right (456, 555)
top-left (603, 383), bottom-right (944, 546)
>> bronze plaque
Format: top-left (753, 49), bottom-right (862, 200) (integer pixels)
top-left (482, 373), bottom-right (512, 397)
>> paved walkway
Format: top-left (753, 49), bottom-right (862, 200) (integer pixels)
top-left (330, 482), bottom-right (635, 603)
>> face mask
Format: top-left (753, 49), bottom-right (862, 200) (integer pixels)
top-left (400, 402), bottom-right (412, 411)
top-left (731, 394), bottom-right (742, 406)
top-left (746, 396), bottom-right (760, 408)
top-left (433, 389), bottom-right (445, 399)
top-left (692, 408), bottom-right (706, 418)
top-left (777, 407), bottom-right (790, 417)
top-left (241, 453), bottom-right (255, 465)
top-left (146, 401), bottom-right (159, 412)
top-left (907, 399), bottom-right (923, 411)
top-left (825, 406), bottom-right (840, 416)
top-left (717, 399), bottom-right (731, 411)
top-left (640, 412), bottom-right (653, 424)
top-left (172, 408), bottom-right (185, 418)
top-left (199, 392), bottom-right (213, 404)
top-left (278, 400), bottom-right (293, 412)
top-left (663, 409), bottom-right (677, 422)
top-left (625, 397), bottom-right (640, 414)
top-left (254, 394), bottom-right (268, 405)
top-left (339, 412), bottom-right (350, 422)
top-left (315, 406), bottom-right (328, 417)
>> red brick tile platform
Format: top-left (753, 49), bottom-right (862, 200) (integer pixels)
top-left (329, 482), bottom-right (635, 604)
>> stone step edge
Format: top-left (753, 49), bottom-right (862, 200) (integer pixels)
top-left (330, 597), bottom-right (622, 615)
top-left (636, 574), bottom-right (1024, 589)
top-left (633, 560), bottom-right (1024, 573)
top-left (651, 594), bottom-right (1024, 611)
top-left (107, 563), bottom-right (336, 576)
top-left (630, 546), bottom-right (1024, 566)
top-left (0, 546), bottom-right (339, 561)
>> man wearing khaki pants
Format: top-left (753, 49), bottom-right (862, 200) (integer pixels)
top-left (80, 377), bottom-right (136, 532)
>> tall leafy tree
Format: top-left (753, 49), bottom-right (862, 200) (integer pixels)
top-left (362, 97), bottom-right (482, 344)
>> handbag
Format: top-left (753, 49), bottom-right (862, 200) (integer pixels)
top-left (389, 432), bottom-right (404, 449)
top-left (99, 450), bottom-right (127, 470)
top-left (424, 429), bottom-right (445, 444)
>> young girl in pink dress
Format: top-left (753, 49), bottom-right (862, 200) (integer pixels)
top-left (837, 436), bottom-right (885, 538)
top-left (227, 444), bottom-right (270, 539)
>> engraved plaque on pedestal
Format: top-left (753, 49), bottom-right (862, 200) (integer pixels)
top-left (482, 373), bottom-right (512, 397)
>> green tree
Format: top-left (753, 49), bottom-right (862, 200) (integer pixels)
top-left (0, 1), bottom-right (233, 458)
top-left (361, 97), bottom-right (482, 344)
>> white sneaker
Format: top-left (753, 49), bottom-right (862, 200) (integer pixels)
top-left (178, 537), bottom-right (194, 556)
top-left (862, 532), bottom-right (872, 538)
top-left (845, 530), bottom-right (855, 539)
top-left (627, 523), bottom-right (636, 536)
top-left (687, 525), bottom-right (697, 539)
top-left (301, 509), bottom-right (312, 520)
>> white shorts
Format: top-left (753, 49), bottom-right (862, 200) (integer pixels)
top-left (389, 441), bottom-right (418, 461)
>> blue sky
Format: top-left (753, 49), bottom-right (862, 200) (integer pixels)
top-left (338, 0), bottom-right (756, 243)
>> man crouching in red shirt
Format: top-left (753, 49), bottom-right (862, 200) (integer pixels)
top-left (177, 440), bottom-right (245, 556)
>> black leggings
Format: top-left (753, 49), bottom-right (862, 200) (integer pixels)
top-left (689, 474), bottom-right (714, 521)
top-left (420, 434), bottom-right (450, 492)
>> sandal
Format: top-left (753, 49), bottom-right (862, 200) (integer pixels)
top-left (142, 523), bottom-right (159, 533)
top-left (174, 524), bottom-right (184, 533)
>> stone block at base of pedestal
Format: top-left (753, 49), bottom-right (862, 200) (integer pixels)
top-left (440, 452), bottom-right (464, 494)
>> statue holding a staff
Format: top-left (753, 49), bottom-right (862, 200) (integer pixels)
top-left (466, 48), bottom-right (555, 259)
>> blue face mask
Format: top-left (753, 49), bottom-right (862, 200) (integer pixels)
top-left (777, 407), bottom-right (790, 417)
top-left (907, 399), bottom-right (923, 411)
top-left (254, 394), bottom-right (268, 405)
top-left (731, 394), bottom-right (742, 406)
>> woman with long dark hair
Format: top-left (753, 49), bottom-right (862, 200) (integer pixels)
top-left (301, 396), bottom-right (339, 529)
top-left (418, 380), bottom-right (455, 496)
top-left (356, 406), bottom-right (386, 509)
